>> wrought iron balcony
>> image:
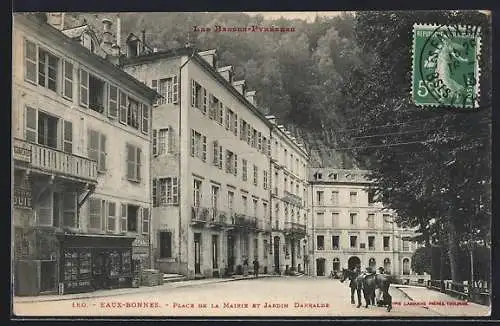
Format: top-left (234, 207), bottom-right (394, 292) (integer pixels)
top-left (191, 206), bottom-right (209, 226)
top-left (284, 221), bottom-right (306, 237)
top-left (207, 209), bottom-right (230, 229)
top-left (282, 190), bottom-right (302, 207)
top-left (13, 138), bottom-right (98, 183)
top-left (233, 214), bottom-right (258, 229)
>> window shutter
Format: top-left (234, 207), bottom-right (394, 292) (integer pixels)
top-left (126, 144), bottom-right (134, 180)
top-left (190, 130), bottom-right (195, 157)
top-left (120, 203), bottom-right (127, 232)
top-left (172, 177), bottom-right (179, 204)
top-left (234, 154), bottom-right (238, 176)
top-left (213, 141), bottom-right (219, 166)
top-left (173, 76), bottom-right (178, 104)
top-left (202, 136), bottom-right (207, 162)
top-left (108, 84), bottom-right (118, 118)
top-left (218, 145), bottom-right (223, 169)
top-left (239, 119), bottom-right (244, 140)
top-left (25, 106), bottom-right (37, 143)
top-left (79, 68), bottom-right (89, 107)
top-left (136, 147), bottom-right (142, 181)
top-left (141, 103), bottom-right (149, 134)
top-left (218, 102), bottom-right (223, 124)
top-left (152, 129), bottom-right (158, 156)
top-left (234, 113), bottom-right (238, 136)
top-left (99, 133), bottom-right (106, 172)
top-left (24, 39), bottom-right (37, 84)
top-left (63, 60), bottom-right (74, 99)
top-left (191, 79), bottom-right (196, 107)
top-left (152, 80), bottom-right (158, 106)
top-left (137, 207), bottom-right (142, 234)
top-left (153, 178), bottom-right (158, 207)
top-left (101, 199), bottom-right (107, 231)
top-left (88, 129), bottom-right (99, 164)
top-left (225, 108), bottom-right (230, 130)
top-left (258, 132), bottom-right (262, 151)
top-left (168, 126), bottom-right (174, 153)
top-left (119, 91), bottom-right (127, 124)
top-left (63, 120), bottom-right (73, 153)
top-left (203, 88), bottom-right (207, 114)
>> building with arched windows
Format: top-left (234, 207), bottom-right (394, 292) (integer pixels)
top-left (307, 168), bottom-right (430, 283)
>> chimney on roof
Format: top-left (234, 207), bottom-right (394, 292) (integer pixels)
top-left (116, 14), bottom-right (121, 50)
top-left (46, 13), bottom-right (63, 30)
top-left (232, 80), bottom-right (246, 94)
top-left (245, 91), bottom-right (256, 106)
top-left (101, 18), bottom-right (113, 52)
top-left (198, 49), bottom-right (217, 68)
top-left (265, 115), bottom-right (276, 125)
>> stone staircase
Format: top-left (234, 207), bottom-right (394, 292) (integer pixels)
top-left (163, 273), bottom-right (187, 283)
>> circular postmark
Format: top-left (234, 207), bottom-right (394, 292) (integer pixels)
top-left (413, 24), bottom-right (482, 109)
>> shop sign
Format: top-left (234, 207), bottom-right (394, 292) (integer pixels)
top-left (13, 145), bottom-right (31, 163)
top-left (14, 188), bottom-right (32, 209)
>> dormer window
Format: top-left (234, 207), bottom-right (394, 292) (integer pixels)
top-left (127, 40), bottom-right (139, 58)
top-left (82, 32), bottom-right (96, 53)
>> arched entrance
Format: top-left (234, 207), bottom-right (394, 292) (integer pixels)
top-left (273, 236), bottom-right (280, 274)
top-left (316, 258), bottom-right (326, 276)
top-left (369, 258), bottom-right (376, 268)
top-left (332, 258), bottom-right (340, 272)
top-left (384, 258), bottom-right (391, 273)
top-left (403, 258), bottom-right (410, 275)
top-left (348, 256), bottom-right (361, 270)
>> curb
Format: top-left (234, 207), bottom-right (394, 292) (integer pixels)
top-left (393, 286), bottom-right (414, 301)
top-left (14, 275), bottom-right (279, 304)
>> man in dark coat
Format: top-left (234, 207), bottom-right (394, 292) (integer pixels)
top-left (253, 259), bottom-right (260, 278)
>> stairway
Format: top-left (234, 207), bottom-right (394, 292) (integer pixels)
top-left (163, 273), bottom-right (187, 283)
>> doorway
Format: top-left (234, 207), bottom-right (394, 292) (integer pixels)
top-left (92, 251), bottom-right (107, 289)
top-left (348, 256), bottom-right (361, 270)
top-left (316, 258), bottom-right (325, 276)
top-left (273, 236), bottom-right (280, 274)
top-left (227, 234), bottom-right (234, 274)
top-left (40, 261), bottom-right (56, 292)
top-left (194, 233), bottom-right (201, 274)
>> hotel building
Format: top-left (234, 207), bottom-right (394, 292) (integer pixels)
top-left (308, 168), bottom-right (425, 280)
top-left (267, 117), bottom-right (310, 274)
top-left (121, 47), bottom-right (285, 278)
top-left (12, 13), bottom-right (156, 295)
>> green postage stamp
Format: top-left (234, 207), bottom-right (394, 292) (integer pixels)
top-left (412, 24), bottom-right (481, 108)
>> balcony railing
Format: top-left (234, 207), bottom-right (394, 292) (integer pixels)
top-left (282, 191), bottom-right (302, 207)
top-left (284, 221), bottom-right (306, 235)
top-left (234, 214), bottom-right (258, 229)
top-left (384, 246), bottom-right (391, 251)
top-left (14, 138), bottom-right (98, 183)
top-left (191, 206), bottom-right (209, 223)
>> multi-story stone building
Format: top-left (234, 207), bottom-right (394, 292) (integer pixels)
top-left (122, 47), bottom-right (277, 278)
top-left (308, 168), bottom-right (425, 280)
top-left (12, 13), bottom-right (156, 296)
top-left (267, 117), bottom-right (309, 275)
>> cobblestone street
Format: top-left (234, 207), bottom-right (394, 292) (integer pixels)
top-left (13, 276), bottom-right (490, 317)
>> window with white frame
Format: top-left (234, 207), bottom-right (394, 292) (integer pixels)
top-left (126, 144), bottom-right (142, 182)
top-left (88, 129), bottom-right (106, 172)
top-left (368, 213), bottom-right (375, 228)
top-left (350, 191), bottom-right (358, 205)
top-left (242, 159), bottom-right (248, 181)
top-left (225, 149), bottom-right (237, 175)
top-left (120, 203), bottom-right (127, 232)
top-left (253, 165), bottom-right (258, 186)
top-left (127, 97), bottom-right (140, 129)
top-left (212, 140), bottom-right (223, 169)
top-left (191, 80), bottom-right (204, 111)
top-left (153, 76), bottom-right (178, 105)
top-left (156, 128), bottom-right (169, 155)
top-left (316, 212), bottom-right (324, 227)
top-left (193, 179), bottom-right (202, 207)
top-left (141, 103), bottom-right (149, 134)
top-left (153, 177), bottom-right (179, 206)
top-left (191, 129), bottom-right (207, 162)
top-left (108, 84), bottom-right (118, 119)
top-left (38, 47), bottom-right (59, 92)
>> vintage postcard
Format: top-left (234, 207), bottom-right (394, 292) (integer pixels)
top-left (11, 10), bottom-right (491, 318)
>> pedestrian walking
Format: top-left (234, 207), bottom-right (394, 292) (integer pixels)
top-left (253, 258), bottom-right (260, 278)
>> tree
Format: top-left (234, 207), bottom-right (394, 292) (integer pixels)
top-left (335, 11), bottom-right (491, 282)
top-left (411, 247), bottom-right (432, 275)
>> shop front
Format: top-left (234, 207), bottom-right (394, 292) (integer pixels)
top-left (56, 234), bottom-right (136, 294)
